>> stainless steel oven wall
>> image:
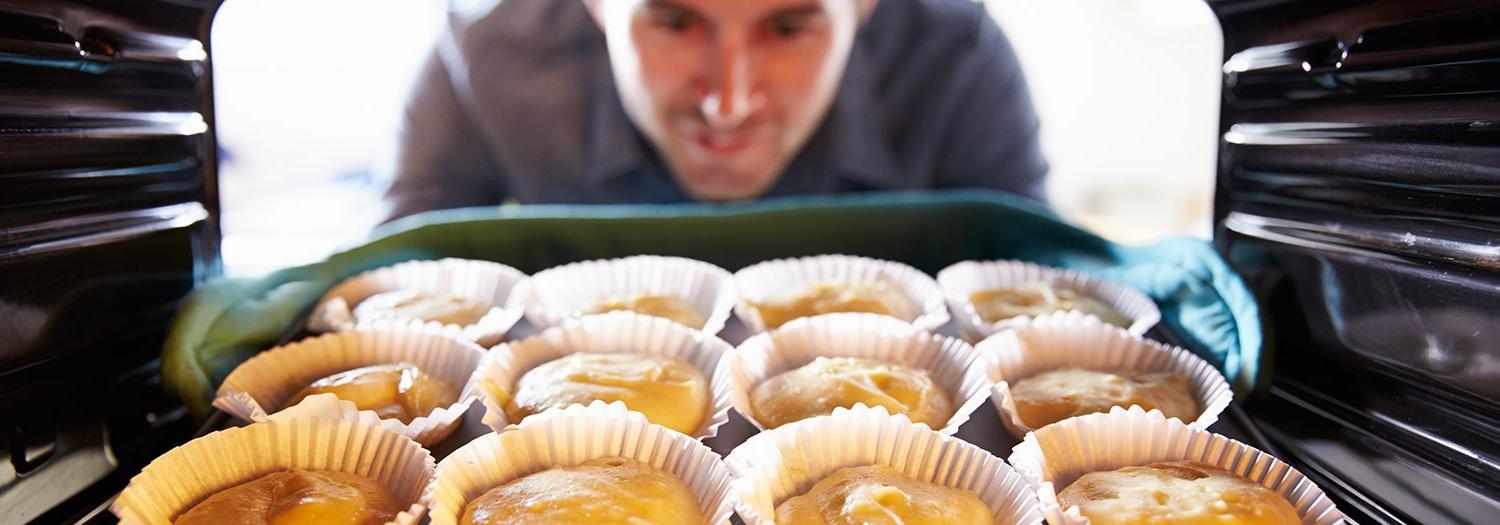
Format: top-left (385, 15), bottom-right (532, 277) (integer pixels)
top-left (1209, 0), bottom-right (1500, 523)
top-left (0, 1), bottom-right (221, 522)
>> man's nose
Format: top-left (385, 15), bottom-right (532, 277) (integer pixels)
top-left (700, 38), bottom-right (761, 129)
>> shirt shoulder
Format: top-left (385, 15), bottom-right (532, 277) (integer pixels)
top-left (439, 0), bottom-right (620, 203)
top-left (836, 0), bottom-right (1040, 193)
top-left (859, 0), bottom-right (1011, 75)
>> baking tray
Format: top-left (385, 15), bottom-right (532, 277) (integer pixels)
top-left (147, 190), bottom-right (1267, 522)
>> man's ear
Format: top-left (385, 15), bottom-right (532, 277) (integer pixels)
top-left (581, 0), bottom-right (606, 29)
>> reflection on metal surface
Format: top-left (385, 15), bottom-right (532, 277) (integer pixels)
top-left (0, 426), bottom-right (115, 525)
top-left (1224, 122), bottom-right (1364, 145)
top-left (1224, 211), bottom-right (1500, 269)
top-left (1255, 382), bottom-right (1500, 525)
top-left (1223, 37), bottom-right (1341, 74)
top-left (0, 202), bottom-right (209, 260)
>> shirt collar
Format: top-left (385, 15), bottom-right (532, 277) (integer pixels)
top-left (584, 40), bottom-right (902, 192)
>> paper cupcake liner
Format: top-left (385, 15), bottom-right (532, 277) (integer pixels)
top-left (1007, 406), bottom-right (1348, 525)
top-left (511, 255), bottom-right (738, 335)
top-left (976, 311), bottom-right (1233, 439)
top-left (732, 254), bottom-right (950, 333)
top-left (111, 419), bottom-right (434, 525)
top-left (307, 258), bottom-right (527, 347)
top-left (725, 405), bottom-right (1043, 525)
top-left (477, 310), bottom-right (734, 439)
top-left (214, 325), bottom-right (488, 446)
top-left (936, 259), bottom-right (1160, 342)
top-left (721, 312), bottom-right (991, 435)
top-left (428, 401), bottom-right (735, 525)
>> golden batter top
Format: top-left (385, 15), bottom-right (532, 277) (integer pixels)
top-left (1010, 367), bottom-right (1196, 429)
top-left (461, 457), bottom-right (704, 525)
top-left (352, 289), bottom-right (490, 326)
top-left (751, 281), bottom-right (916, 329)
top-left (504, 353), bottom-right (709, 434)
top-left (583, 293), bottom-right (707, 329)
top-left (174, 470), bottom-right (400, 525)
top-left (1057, 461), bottom-right (1301, 525)
top-left (969, 283), bottom-right (1129, 327)
top-left (751, 357), bottom-right (953, 429)
top-left (774, 465), bottom-right (994, 525)
top-left (285, 363), bottom-right (460, 424)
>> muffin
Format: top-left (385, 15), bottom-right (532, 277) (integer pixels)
top-left (111, 420), bottom-right (434, 525)
top-left (174, 470), bottom-right (401, 525)
top-left (352, 289), bottom-right (491, 327)
top-left (970, 283), bottom-right (1129, 328)
top-left (583, 293), bottom-right (706, 329)
top-left (215, 328), bottom-right (486, 446)
top-left (284, 362), bottom-right (460, 424)
top-left (308, 258), bottom-right (526, 346)
top-left (428, 402), bottom-right (735, 525)
top-left (750, 356), bottom-right (953, 429)
top-left (502, 352), bottom-right (709, 434)
top-left (1007, 407), bottom-right (1347, 525)
top-left (725, 405), bottom-right (1043, 525)
top-left (1009, 367), bottom-right (1196, 428)
top-left (774, 465), bottom-right (994, 525)
top-left (1057, 461), bottom-right (1301, 525)
top-left (936, 260), bottom-right (1162, 343)
top-left (751, 281), bottom-right (916, 329)
top-left (460, 457), bottom-right (703, 525)
top-left (516, 255), bottom-right (736, 334)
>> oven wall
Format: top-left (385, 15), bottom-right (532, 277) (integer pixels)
top-left (1208, 0), bottom-right (1500, 522)
top-left (0, 1), bottom-right (221, 522)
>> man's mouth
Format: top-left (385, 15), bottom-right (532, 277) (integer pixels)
top-left (695, 131), bottom-right (754, 156)
top-left (679, 122), bottom-right (762, 158)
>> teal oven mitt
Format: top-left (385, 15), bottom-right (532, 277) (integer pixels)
top-left (162, 190), bottom-right (1261, 418)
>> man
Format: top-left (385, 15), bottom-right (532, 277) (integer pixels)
top-left (384, 0), bottom-right (1046, 220)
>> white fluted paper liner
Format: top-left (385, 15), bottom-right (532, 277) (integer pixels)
top-left (732, 254), bottom-right (950, 333)
top-left (213, 325), bottom-right (487, 446)
top-left (477, 310), bottom-right (734, 439)
top-left (511, 255), bottom-right (737, 334)
top-left (111, 419), bottom-right (433, 525)
top-left (725, 405), bottom-right (1043, 525)
top-left (1007, 406), bottom-right (1348, 525)
top-left (721, 312), bottom-right (991, 434)
top-left (428, 401), bottom-right (735, 525)
top-left (977, 311), bottom-right (1233, 439)
top-left (936, 259), bottom-right (1160, 342)
top-left (307, 258), bottom-right (527, 347)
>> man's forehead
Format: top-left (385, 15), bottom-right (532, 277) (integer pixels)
top-left (643, 0), bottom-right (834, 21)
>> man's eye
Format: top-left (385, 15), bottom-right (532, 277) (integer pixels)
top-left (767, 17), bottom-right (810, 39)
top-left (648, 8), bottom-right (701, 33)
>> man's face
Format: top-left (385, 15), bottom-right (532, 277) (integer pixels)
top-left (588, 0), bottom-right (869, 201)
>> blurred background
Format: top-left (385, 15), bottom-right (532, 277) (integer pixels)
top-left (212, 0), bottom-right (1222, 276)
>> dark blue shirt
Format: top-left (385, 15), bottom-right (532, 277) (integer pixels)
top-left (385, 0), bottom-right (1047, 219)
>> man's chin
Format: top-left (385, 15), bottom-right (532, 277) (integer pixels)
top-left (675, 170), bottom-right (778, 202)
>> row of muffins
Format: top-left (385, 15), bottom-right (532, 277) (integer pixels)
top-left (117, 395), bottom-right (1343, 524)
top-left (119, 254), bottom-right (1346, 524)
top-left (302, 254), bottom-right (1163, 346)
